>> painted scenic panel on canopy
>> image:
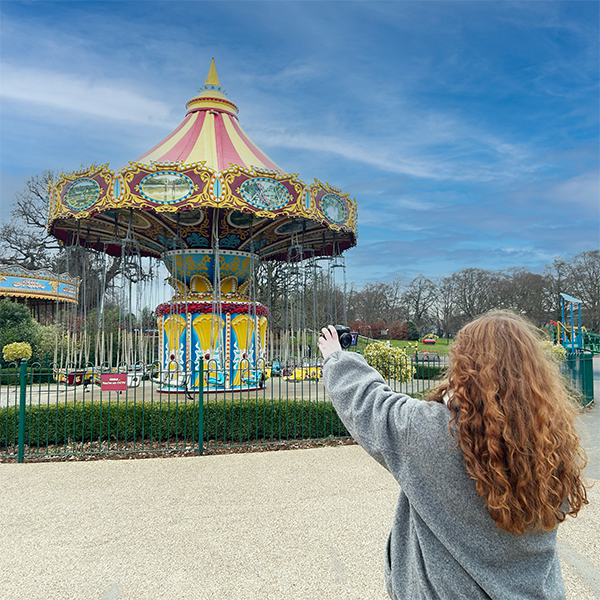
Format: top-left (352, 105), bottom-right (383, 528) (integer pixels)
top-left (140, 173), bottom-right (194, 204)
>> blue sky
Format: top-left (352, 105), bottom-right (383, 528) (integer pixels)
top-left (1, 0), bottom-right (598, 286)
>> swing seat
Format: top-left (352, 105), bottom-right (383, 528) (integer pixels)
top-left (126, 372), bottom-right (142, 387)
top-left (114, 365), bottom-right (145, 388)
top-left (284, 367), bottom-right (305, 382)
top-left (271, 362), bottom-right (282, 377)
top-left (306, 367), bottom-right (321, 381)
top-left (206, 372), bottom-right (226, 387)
top-left (54, 368), bottom-right (94, 386)
top-left (153, 370), bottom-right (190, 389)
top-left (242, 371), bottom-right (263, 387)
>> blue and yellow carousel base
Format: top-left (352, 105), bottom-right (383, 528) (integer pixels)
top-left (156, 299), bottom-right (269, 393)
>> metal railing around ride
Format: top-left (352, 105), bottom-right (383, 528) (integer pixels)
top-left (0, 352), bottom-right (449, 462)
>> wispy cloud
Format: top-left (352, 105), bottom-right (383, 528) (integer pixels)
top-left (1, 64), bottom-right (176, 127)
top-left (258, 129), bottom-right (446, 179)
top-left (255, 119), bottom-right (538, 184)
top-left (546, 171), bottom-right (600, 211)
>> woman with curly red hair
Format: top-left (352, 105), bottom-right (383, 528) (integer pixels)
top-left (319, 310), bottom-right (588, 600)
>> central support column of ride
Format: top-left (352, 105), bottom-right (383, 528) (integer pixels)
top-left (156, 249), bottom-right (268, 392)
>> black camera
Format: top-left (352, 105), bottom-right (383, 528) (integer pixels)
top-left (334, 325), bottom-right (353, 350)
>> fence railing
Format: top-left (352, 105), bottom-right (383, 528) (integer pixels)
top-left (562, 349), bottom-right (595, 408)
top-left (0, 352), bottom-right (447, 462)
top-left (583, 331), bottom-right (600, 353)
top-left (1, 348), bottom-right (593, 462)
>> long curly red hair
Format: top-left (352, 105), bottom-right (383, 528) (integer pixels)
top-left (429, 310), bottom-right (588, 534)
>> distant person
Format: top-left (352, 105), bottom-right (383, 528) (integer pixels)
top-left (319, 310), bottom-right (588, 600)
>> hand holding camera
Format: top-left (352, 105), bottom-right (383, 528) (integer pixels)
top-left (318, 325), bottom-right (352, 358)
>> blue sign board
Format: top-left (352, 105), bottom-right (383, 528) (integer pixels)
top-left (0, 266), bottom-right (79, 303)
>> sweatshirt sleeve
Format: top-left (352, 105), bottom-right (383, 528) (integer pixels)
top-left (323, 350), bottom-right (417, 473)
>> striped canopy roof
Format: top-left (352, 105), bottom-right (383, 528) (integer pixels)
top-left (47, 61), bottom-right (357, 261)
top-left (134, 60), bottom-right (282, 173)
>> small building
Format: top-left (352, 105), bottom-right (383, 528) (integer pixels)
top-left (0, 264), bottom-right (80, 324)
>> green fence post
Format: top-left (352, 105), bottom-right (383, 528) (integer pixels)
top-left (580, 350), bottom-right (594, 408)
top-left (198, 359), bottom-right (204, 456)
top-left (564, 349), bottom-right (594, 408)
top-left (17, 359), bottom-right (27, 463)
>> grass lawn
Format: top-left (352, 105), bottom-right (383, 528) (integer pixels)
top-left (390, 337), bottom-right (454, 356)
top-left (354, 337), bottom-right (454, 356)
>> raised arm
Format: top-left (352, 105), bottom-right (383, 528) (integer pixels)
top-left (319, 327), bottom-right (416, 472)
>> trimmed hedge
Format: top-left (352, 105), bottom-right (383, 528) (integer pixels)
top-left (0, 397), bottom-right (349, 450)
top-left (0, 368), bottom-right (55, 386)
top-left (413, 363), bottom-right (446, 380)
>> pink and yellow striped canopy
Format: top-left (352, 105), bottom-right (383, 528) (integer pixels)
top-left (48, 61), bottom-right (357, 261)
top-left (134, 60), bottom-right (282, 173)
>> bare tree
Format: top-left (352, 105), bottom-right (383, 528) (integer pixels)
top-left (451, 268), bottom-right (500, 324)
top-left (543, 257), bottom-right (572, 323)
top-left (495, 268), bottom-right (549, 326)
top-left (347, 278), bottom-right (404, 325)
top-left (255, 259), bottom-right (287, 329)
top-left (0, 170), bottom-right (61, 269)
top-left (433, 275), bottom-right (458, 337)
top-left (401, 275), bottom-right (436, 331)
top-left (345, 250), bottom-right (600, 338)
top-left (570, 250), bottom-right (600, 332)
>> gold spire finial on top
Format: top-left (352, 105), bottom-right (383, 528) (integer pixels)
top-left (186, 59), bottom-right (238, 116)
top-left (204, 58), bottom-right (221, 88)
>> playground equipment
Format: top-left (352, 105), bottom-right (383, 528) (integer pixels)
top-left (555, 292), bottom-right (599, 353)
top-left (558, 293), bottom-right (584, 350)
top-left (46, 60), bottom-right (357, 392)
top-left (554, 321), bottom-right (600, 353)
top-left (553, 293), bottom-right (595, 407)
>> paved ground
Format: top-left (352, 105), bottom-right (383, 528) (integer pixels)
top-left (0, 360), bottom-right (598, 600)
top-left (1, 446), bottom-right (599, 599)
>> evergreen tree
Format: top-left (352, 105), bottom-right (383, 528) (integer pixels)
top-left (406, 320), bottom-right (420, 341)
top-left (0, 298), bottom-right (41, 358)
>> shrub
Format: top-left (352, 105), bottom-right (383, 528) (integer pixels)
top-left (540, 339), bottom-right (567, 363)
top-left (38, 325), bottom-right (61, 358)
top-left (370, 320), bottom-right (388, 340)
top-left (413, 363), bottom-right (446, 380)
top-left (0, 299), bottom-right (41, 360)
top-left (363, 341), bottom-right (415, 382)
top-left (0, 397), bottom-right (350, 451)
top-left (2, 342), bottom-right (32, 362)
top-left (0, 298), bottom-right (31, 329)
top-left (0, 365), bottom-right (55, 386)
top-left (389, 321), bottom-right (408, 340)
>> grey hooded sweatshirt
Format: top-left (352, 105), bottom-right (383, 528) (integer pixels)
top-left (323, 350), bottom-right (565, 600)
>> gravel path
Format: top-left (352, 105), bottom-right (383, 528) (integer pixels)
top-left (1, 444), bottom-right (598, 600)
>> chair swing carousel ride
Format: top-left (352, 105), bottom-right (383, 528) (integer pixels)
top-left (46, 60), bottom-right (357, 392)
